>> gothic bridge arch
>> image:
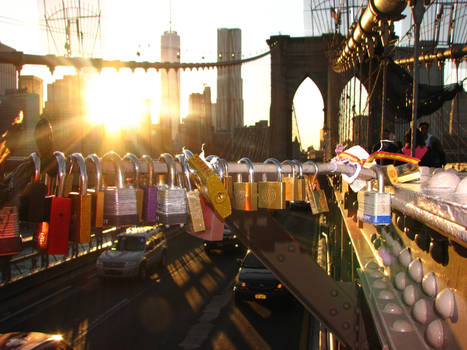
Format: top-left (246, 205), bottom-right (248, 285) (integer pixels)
top-left (267, 35), bottom-right (365, 160)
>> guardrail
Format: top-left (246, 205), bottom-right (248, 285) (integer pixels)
top-left (0, 227), bottom-right (118, 285)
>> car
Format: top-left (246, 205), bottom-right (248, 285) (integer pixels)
top-left (233, 250), bottom-right (288, 303)
top-left (203, 226), bottom-right (243, 253)
top-left (0, 332), bottom-right (72, 349)
top-left (96, 225), bottom-right (168, 280)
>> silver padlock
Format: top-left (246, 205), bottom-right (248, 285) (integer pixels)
top-left (156, 153), bottom-right (188, 227)
top-left (357, 165), bottom-right (391, 225)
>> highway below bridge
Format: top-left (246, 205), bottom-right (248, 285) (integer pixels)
top-left (0, 229), bottom-right (308, 350)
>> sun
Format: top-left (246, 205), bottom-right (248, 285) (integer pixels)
top-left (84, 69), bottom-right (154, 133)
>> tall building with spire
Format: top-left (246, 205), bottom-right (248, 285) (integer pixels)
top-left (160, 30), bottom-right (180, 148)
top-left (216, 28), bottom-right (243, 135)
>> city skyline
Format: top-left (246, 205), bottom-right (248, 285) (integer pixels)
top-left (0, 0), bottom-right (324, 150)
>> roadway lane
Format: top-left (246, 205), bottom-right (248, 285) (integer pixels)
top-left (1, 231), bottom-right (307, 349)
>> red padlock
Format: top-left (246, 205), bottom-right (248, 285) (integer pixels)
top-left (196, 189), bottom-right (225, 242)
top-left (45, 151), bottom-right (72, 255)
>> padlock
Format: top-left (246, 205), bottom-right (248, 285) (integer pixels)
top-left (182, 154), bottom-right (224, 241)
top-left (141, 155), bottom-right (158, 223)
top-left (185, 150), bottom-right (231, 219)
top-left (18, 153), bottom-right (48, 223)
top-left (102, 151), bottom-right (138, 227)
top-left (281, 160), bottom-right (296, 202)
top-left (176, 153), bottom-right (205, 233)
top-left (258, 158), bottom-right (286, 210)
top-left (206, 155), bottom-right (233, 201)
top-left (292, 160), bottom-right (306, 202)
top-left (288, 159), bottom-right (308, 210)
top-left (304, 161), bottom-right (329, 215)
top-left (198, 194), bottom-right (225, 241)
top-left (85, 154), bottom-right (104, 228)
top-left (357, 165), bottom-right (391, 225)
top-left (156, 153), bottom-right (188, 226)
top-left (44, 151), bottom-right (72, 255)
top-left (233, 157), bottom-right (258, 211)
top-left (66, 153), bottom-right (92, 244)
top-left (0, 206), bottom-right (23, 256)
top-left (220, 159), bottom-right (233, 199)
top-left (123, 153), bottom-right (144, 223)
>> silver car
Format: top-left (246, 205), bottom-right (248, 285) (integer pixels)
top-left (96, 226), bottom-right (168, 280)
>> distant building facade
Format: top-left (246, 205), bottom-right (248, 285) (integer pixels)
top-left (216, 28), bottom-right (243, 135)
top-left (160, 30), bottom-right (181, 148)
top-left (19, 75), bottom-right (44, 114)
top-left (181, 86), bottom-right (214, 151)
top-left (0, 89), bottom-right (40, 156)
top-left (0, 42), bottom-right (16, 96)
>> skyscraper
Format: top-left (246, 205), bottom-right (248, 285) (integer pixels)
top-left (216, 28), bottom-right (243, 134)
top-left (160, 30), bottom-right (181, 148)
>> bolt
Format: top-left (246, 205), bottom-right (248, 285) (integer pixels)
top-left (343, 302), bottom-right (351, 310)
top-left (277, 254), bottom-right (284, 262)
top-left (331, 290), bottom-right (338, 297)
top-left (330, 308), bottom-right (338, 316)
top-left (343, 322), bottom-right (350, 329)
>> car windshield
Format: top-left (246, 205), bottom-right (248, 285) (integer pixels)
top-left (114, 236), bottom-right (145, 251)
top-left (242, 253), bottom-right (265, 269)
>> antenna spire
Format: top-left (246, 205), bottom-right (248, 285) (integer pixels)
top-left (169, 0), bottom-right (172, 31)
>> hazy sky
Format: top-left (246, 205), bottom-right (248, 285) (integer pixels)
top-left (0, 0), bottom-right (325, 149)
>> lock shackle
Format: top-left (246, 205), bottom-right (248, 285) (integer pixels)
top-left (123, 153), bottom-right (140, 188)
top-left (238, 157), bottom-right (254, 183)
top-left (141, 155), bottom-right (154, 187)
top-left (53, 151), bottom-right (67, 197)
top-left (28, 152), bottom-right (41, 183)
top-left (85, 154), bottom-right (102, 191)
top-left (102, 151), bottom-right (124, 188)
top-left (68, 153), bottom-right (88, 195)
top-left (292, 160), bottom-right (303, 178)
top-left (206, 155), bottom-right (225, 180)
top-left (159, 153), bottom-right (176, 189)
top-left (281, 160), bottom-right (296, 178)
top-left (304, 160), bottom-right (319, 184)
top-left (220, 158), bottom-right (229, 178)
top-left (182, 147), bottom-right (194, 159)
top-left (175, 154), bottom-right (192, 191)
top-left (372, 165), bottom-right (385, 193)
top-left (264, 158), bottom-right (282, 182)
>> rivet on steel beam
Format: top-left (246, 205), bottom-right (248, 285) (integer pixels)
top-left (288, 244), bottom-right (295, 252)
top-left (343, 322), bottom-right (350, 329)
top-left (330, 308), bottom-right (338, 316)
top-left (277, 254), bottom-right (285, 262)
top-left (343, 302), bottom-right (351, 310)
top-left (331, 290), bottom-right (338, 297)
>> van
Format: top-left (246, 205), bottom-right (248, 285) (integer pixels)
top-left (96, 225), bottom-right (167, 280)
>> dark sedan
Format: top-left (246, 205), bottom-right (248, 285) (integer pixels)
top-left (233, 251), bottom-right (288, 303)
top-left (204, 227), bottom-right (243, 253)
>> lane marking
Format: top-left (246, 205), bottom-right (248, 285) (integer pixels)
top-left (0, 286), bottom-right (72, 323)
top-left (72, 298), bottom-right (130, 345)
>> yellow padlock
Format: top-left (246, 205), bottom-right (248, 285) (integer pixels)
top-left (185, 152), bottom-right (231, 219)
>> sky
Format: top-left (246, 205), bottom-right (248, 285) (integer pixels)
top-left (0, 0), bottom-right (326, 150)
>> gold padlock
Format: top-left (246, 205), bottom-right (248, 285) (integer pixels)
top-left (233, 157), bottom-right (258, 211)
top-left (292, 159), bottom-right (306, 202)
top-left (258, 158), bottom-right (286, 209)
top-left (176, 154), bottom-right (205, 232)
top-left (67, 153), bottom-right (92, 244)
top-left (281, 160), bottom-right (296, 202)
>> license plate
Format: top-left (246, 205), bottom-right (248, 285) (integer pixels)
top-left (255, 294), bottom-right (267, 300)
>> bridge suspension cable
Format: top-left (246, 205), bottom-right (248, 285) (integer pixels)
top-left (0, 49), bottom-right (271, 72)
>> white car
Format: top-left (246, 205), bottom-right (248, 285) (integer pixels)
top-left (96, 225), bottom-right (168, 280)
